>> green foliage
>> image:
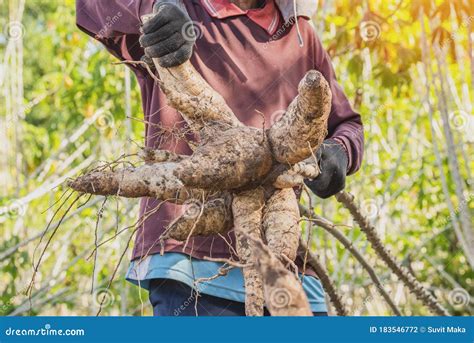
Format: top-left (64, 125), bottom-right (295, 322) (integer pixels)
top-left (0, 0), bottom-right (472, 316)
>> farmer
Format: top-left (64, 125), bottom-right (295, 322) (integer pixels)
top-left (76, 0), bottom-right (364, 316)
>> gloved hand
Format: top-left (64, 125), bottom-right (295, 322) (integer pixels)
top-left (140, 3), bottom-right (195, 68)
top-left (304, 139), bottom-right (348, 199)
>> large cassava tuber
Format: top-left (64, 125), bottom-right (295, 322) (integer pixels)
top-left (68, 9), bottom-right (331, 317)
top-left (140, 147), bottom-right (185, 164)
top-left (251, 236), bottom-right (313, 316)
top-left (268, 70), bottom-right (331, 164)
top-left (175, 127), bottom-right (274, 190)
top-left (155, 56), bottom-right (243, 137)
top-left (263, 188), bottom-right (301, 262)
top-left (68, 162), bottom-right (202, 203)
top-left (233, 189), bottom-right (266, 316)
top-left (162, 193), bottom-right (233, 241)
top-left (70, 67), bottom-right (329, 194)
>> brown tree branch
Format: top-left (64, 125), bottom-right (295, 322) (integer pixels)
top-left (299, 205), bottom-right (402, 316)
top-left (335, 191), bottom-right (450, 316)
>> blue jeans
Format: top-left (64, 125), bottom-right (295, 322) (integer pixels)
top-left (149, 278), bottom-right (328, 316)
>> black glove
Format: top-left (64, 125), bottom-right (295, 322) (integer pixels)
top-left (305, 139), bottom-right (348, 199)
top-left (140, 3), bottom-right (195, 68)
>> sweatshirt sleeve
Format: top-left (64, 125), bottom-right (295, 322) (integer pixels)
top-left (312, 32), bottom-right (365, 175)
top-left (76, 0), bottom-right (155, 62)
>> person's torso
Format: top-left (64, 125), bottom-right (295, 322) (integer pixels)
top-left (132, 0), bottom-right (319, 261)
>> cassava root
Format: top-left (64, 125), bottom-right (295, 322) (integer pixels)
top-left (140, 147), bottom-right (185, 164)
top-left (161, 193), bottom-right (233, 242)
top-left (152, 59), bottom-right (243, 137)
top-left (263, 188), bottom-right (301, 262)
top-left (250, 236), bottom-right (313, 316)
top-left (175, 126), bottom-right (274, 191)
top-left (68, 163), bottom-right (202, 203)
top-left (268, 70), bottom-right (332, 164)
top-left (233, 189), bottom-right (266, 316)
top-left (68, 8), bottom-right (333, 317)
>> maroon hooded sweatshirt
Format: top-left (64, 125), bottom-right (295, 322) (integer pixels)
top-left (76, 0), bottom-right (364, 262)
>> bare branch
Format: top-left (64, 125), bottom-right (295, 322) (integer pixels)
top-left (299, 204), bottom-right (402, 316)
top-left (335, 191), bottom-right (450, 316)
top-left (298, 238), bottom-right (348, 316)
